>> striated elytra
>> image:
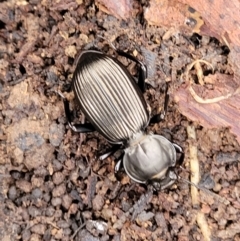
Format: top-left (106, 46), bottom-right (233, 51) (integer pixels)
top-left (60, 48), bottom-right (184, 190)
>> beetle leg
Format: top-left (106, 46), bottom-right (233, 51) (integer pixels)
top-left (149, 84), bottom-right (169, 124)
top-left (115, 49), bottom-right (147, 92)
top-left (97, 36), bottom-right (147, 92)
top-left (173, 143), bottom-right (185, 166)
top-left (114, 153), bottom-right (126, 182)
top-left (114, 152), bottom-right (124, 172)
top-left (172, 143), bottom-right (183, 153)
top-left (149, 113), bottom-right (165, 124)
top-left (99, 145), bottom-right (121, 160)
top-left (68, 123), bottom-right (95, 133)
top-left (58, 91), bottom-right (95, 133)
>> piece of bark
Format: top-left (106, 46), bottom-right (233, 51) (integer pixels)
top-left (174, 74), bottom-right (240, 143)
top-left (145, 0), bottom-right (240, 144)
top-left (145, 0), bottom-right (240, 80)
top-left (178, 0), bottom-right (240, 80)
top-left (144, 0), bottom-right (204, 34)
top-left (178, 0), bottom-right (240, 47)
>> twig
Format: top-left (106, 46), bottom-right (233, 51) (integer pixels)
top-left (71, 222), bottom-right (86, 241)
top-left (188, 85), bottom-right (240, 104)
top-left (197, 212), bottom-right (211, 241)
top-left (187, 125), bottom-right (200, 207)
top-left (46, 221), bottom-right (60, 229)
top-left (187, 125), bottom-right (211, 241)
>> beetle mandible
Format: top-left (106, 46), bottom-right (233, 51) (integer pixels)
top-left (59, 46), bottom-right (184, 190)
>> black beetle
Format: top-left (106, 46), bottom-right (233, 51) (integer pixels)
top-left (59, 47), bottom-right (184, 190)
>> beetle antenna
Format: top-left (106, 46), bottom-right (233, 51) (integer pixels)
top-left (177, 176), bottom-right (230, 205)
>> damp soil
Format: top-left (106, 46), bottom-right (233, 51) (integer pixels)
top-left (0, 1), bottom-right (240, 241)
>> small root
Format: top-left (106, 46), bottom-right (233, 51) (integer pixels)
top-left (187, 125), bottom-right (211, 241)
top-left (183, 59), bottom-right (239, 104)
top-left (197, 212), bottom-right (211, 241)
top-left (188, 85), bottom-right (240, 104)
top-left (71, 222), bottom-right (86, 241)
top-left (187, 125), bottom-right (200, 206)
top-left (46, 221), bottom-right (60, 230)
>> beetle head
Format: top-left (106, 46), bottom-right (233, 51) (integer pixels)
top-left (123, 134), bottom-right (177, 190)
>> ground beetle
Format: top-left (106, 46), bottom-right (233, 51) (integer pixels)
top-left (59, 46), bottom-right (184, 190)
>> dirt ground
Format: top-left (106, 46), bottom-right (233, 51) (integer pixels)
top-left (1, 1), bottom-right (240, 241)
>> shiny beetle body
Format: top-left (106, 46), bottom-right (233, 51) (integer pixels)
top-left (73, 50), bottom-right (149, 144)
top-left (61, 49), bottom-right (183, 190)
